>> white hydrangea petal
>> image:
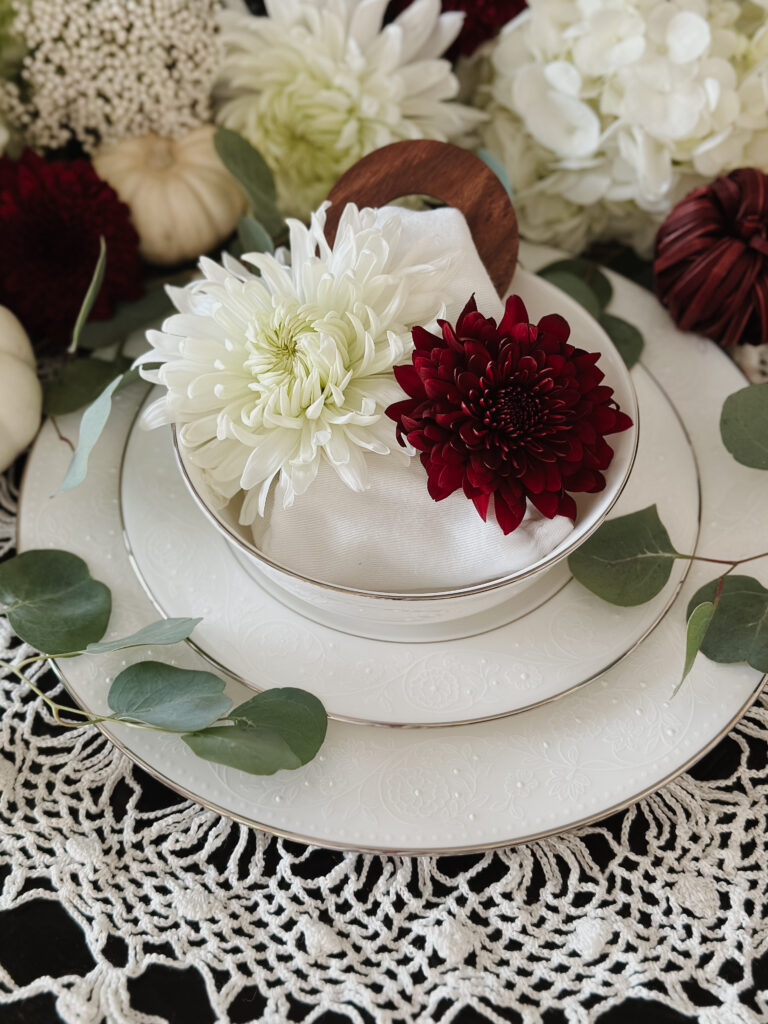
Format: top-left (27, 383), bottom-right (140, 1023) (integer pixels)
top-left (544, 61), bottom-right (582, 96)
top-left (667, 11), bottom-right (711, 64)
top-left (514, 65), bottom-right (600, 158)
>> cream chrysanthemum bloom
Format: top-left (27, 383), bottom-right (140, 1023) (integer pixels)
top-left (140, 203), bottom-right (459, 524)
top-left (214, 0), bottom-right (484, 218)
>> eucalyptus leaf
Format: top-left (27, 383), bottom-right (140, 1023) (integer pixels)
top-left (182, 723), bottom-right (303, 774)
top-left (568, 505), bottom-right (679, 606)
top-left (79, 288), bottom-right (175, 351)
top-left (476, 148), bottom-right (513, 199)
top-left (108, 662), bottom-right (231, 732)
top-left (0, 550), bottom-right (111, 654)
top-left (686, 575), bottom-right (768, 672)
top-left (599, 313), bottom-right (644, 370)
top-left (43, 357), bottom-right (131, 417)
top-left (673, 601), bottom-right (715, 696)
top-left (183, 687), bottom-right (327, 775)
top-left (720, 383), bottom-right (768, 470)
top-left (59, 375), bottom-right (123, 492)
top-left (229, 687), bottom-right (327, 765)
top-left (237, 215), bottom-right (275, 255)
top-left (214, 128), bottom-right (284, 238)
top-left (538, 270), bottom-right (602, 321)
top-left (539, 259), bottom-right (612, 309)
top-left (69, 236), bottom-right (106, 354)
top-left (84, 617), bottom-right (201, 655)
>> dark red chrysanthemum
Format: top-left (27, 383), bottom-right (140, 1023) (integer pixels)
top-left (0, 150), bottom-right (143, 348)
top-left (386, 0), bottom-right (526, 57)
top-left (654, 167), bottom-right (768, 347)
top-left (386, 296), bottom-right (633, 535)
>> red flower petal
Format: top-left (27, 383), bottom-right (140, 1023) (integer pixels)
top-left (0, 149), bottom-right (143, 349)
top-left (385, 294), bottom-right (632, 535)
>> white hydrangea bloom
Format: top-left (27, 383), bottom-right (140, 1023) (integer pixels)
top-left (140, 203), bottom-right (460, 524)
top-left (479, 0), bottom-right (768, 254)
top-left (0, 0), bottom-right (222, 152)
top-left (215, 0), bottom-right (485, 218)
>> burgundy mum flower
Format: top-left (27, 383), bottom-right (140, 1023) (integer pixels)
top-left (0, 150), bottom-right (143, 349)
top-left (654, 167), bottom-right (768, 347)
top-left (386, 296), bottom-right (633, 535)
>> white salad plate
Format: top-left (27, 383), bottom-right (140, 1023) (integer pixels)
top-left (120, 363), bottom-right (697, 727)
top-left (17, 244), bottom-right (766, 853)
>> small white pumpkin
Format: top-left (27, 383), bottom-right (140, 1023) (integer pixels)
top-left (93, 125), bottom-right (247, 265)
top-left (0, 306), bottom-right (42, 473)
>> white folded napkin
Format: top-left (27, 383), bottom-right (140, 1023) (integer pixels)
top-left (252, 204), bottom-right (574, 592)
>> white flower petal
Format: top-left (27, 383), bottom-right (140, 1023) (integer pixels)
top-left (667, 12), bottom-right (711, 64)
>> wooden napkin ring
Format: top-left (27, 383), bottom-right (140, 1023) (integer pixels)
top-left (324, 140), bottom-right (518, 299)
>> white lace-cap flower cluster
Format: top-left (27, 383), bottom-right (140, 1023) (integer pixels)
top-left (0, 0), bottom-right (222, 152)
top-left (214, 0), bottom-right (484, 219)
top-left (480, 0), bottom-right (768, 254)
top-left (140, 203), bottom-right (458, 525)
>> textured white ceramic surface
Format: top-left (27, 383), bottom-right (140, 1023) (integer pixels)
top-left (17, 245), bottom-right (766, 853)
top-left (121, 366), bottom-right (697, 726)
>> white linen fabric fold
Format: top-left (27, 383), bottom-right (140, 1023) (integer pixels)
top-left (254, 206), bottom-right (574, 591)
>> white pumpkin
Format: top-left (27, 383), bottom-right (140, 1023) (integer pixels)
top-left (0, 306), bottom-right (42, 473)
top-left (93, 125), bottom-right (247, 265)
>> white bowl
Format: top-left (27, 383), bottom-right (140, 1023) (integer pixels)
top-left (172, 270), bottom-right (639, 641)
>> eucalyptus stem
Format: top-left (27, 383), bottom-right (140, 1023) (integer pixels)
top-left (0, 657), bottom-right (93, 726)
top-left (676, 550), bottom-right (768, 569)
top-left (0, 657), bottom-right (178, 733)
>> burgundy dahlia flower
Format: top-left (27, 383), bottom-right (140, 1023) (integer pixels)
top-left (0, 150), bottom-right (143, 349)
top-left (386, 296), bottom-right (633, 535)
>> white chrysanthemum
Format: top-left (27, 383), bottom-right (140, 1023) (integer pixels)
top-left (141, 203), bottom-right (459, 524)
top-left (478, 0), bottom-right (768, 255)
top-left (214, 0), bottom-right (484, 218)
top-left (0, 0), bottom-right (222, 152)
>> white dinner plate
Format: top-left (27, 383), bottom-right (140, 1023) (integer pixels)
top-left (120, 364), bottom-right (698, 726)
top-left (17, 243), bottom-right (766, 853)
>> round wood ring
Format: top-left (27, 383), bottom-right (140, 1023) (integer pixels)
top-left (324, 140), bottom-right (518, 298)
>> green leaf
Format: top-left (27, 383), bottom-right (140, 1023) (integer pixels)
top-left (214, 128), bottom-right (284, 238)
top-left (568, 505), bottom-right (679, 606)
top-left (229, 688), bottom-right (328, 764)
top-left (84, 617), bottom-right (201, 655)
top-left (183, 687), bottom-right (327, 775)
top-left (43, 357), bottom-right (131, 417)
top-left (476, 148), bottom-right (513, 199)
top-left (79, 288), bottom-right (174, 351)
top-left (686, 575), bottom-right (768, 672)
top-left (108, 662), bottom-right (231, 732)
top-left (59, 374), bottom-right (123, 491)
top-left (237, 215), bottom-right (275, 255)
top-left (0, 549), bottom-right (111, 654)
top-left (720, 383), bottom-right (768, 470)
top-left (539, 258), bottom-right (613, 309)
top-left (599, 313), bottom-right (644, 370)
top-left (538, 269), bottom-right (602, 321)
top-left (673, 601), bottom-right (716, 696)
top-left (69, 236), bottom-right (106, 354)
top-left (599, 247), bottom-right (655, 292)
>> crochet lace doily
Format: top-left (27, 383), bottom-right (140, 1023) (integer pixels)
top-left (1, 454), bottom-right (768, 1024)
